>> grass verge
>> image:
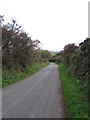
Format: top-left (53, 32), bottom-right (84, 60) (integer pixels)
top-left (2, 62), bottom-right (49, 88)
top-left (58, 64), bottom-right (88, 119)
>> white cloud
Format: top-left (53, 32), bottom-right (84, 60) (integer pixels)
top-left (0, 0), bottom-right (89, 51)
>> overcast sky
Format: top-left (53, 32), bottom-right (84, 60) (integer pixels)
top-left (0, 0), bottom-right (89, 51)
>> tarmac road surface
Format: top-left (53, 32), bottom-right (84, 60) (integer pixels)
top-left (2, 63), bottom-right (66, 118)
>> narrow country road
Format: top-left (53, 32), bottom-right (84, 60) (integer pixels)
top-left (2, 63), bottom-right (66, 118)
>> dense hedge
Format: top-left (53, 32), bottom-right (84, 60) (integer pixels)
top-left (54, 38), bottom-right (89, 97)
top-left (0, 15), bottom-right (51, 71)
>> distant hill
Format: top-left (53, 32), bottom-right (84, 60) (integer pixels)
top-left (50, 51), bottom-right (57, 57)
